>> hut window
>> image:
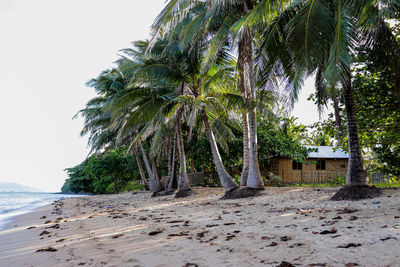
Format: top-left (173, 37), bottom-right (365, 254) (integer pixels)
top-left (292, 161), bottom-right (302, 170)
top-left (341, 164), bottom-right (345, 168)
top-left (316, 160), bottom-right (326, 170)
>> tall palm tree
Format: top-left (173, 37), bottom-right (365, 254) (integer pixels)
top-left (185, 58), bottom-right (242, 191)
top-left (75, 68), bottom-right (153, 190)
top-left (145, 24), bottom-right (242, 192)
top-left (150, 0), bottom-right (293, 190)
top-left (75, 69), bottom-right (127, 154)
top-left (121, 88), bottom-right (191, 196)
top-left (132, 144), bottom-right (150, 190)
top-left (260, 0), bottom-right (400, 199)
top-left (112, 41), bottom-right (196, 197)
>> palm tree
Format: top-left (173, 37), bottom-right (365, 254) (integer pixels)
top-left (144, 21), bottom-right (243, 192)
top-left (165, 132), bottom-right (178, 191)
top-left (175, 107), bottom-right (192, 197)
top-left (75, 67), bottom-right (153, 191)
top-left (124, 90), bottom-right (191, 197)
top-left (75, 69), bottom-right (125, 154)
top-left (187, 59), bottom-right (242, 191)
top-left (150, 0), bottom-right (295, 190)
top-left (260, 0), bottom-right (400, 199)
top-left (111, 41), bottom-right (197, 197)
top-left (132, 144), bottom-right (150, 190)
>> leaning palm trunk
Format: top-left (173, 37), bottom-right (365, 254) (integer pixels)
top-left (176, 112), bottom-right (191, 192)
top-left (342, 79), bottom-right (367, 186)
top-left (239, 33), bottom-right (264, 189)
top-left (201, 108), bottom-right (238, 191)
top-left (151, 157), bottom-right (163, 191)
top-left (138, 141), bottom-right (160, 192)
top-left (133, 145), bottom-right (149, 190)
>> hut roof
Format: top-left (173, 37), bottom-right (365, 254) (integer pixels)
top-left (305, 146), bottom-right (349, 159)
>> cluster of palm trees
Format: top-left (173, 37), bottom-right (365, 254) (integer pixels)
top-left (77, 0), bottom-right (399, 199)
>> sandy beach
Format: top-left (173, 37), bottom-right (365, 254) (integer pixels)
top-left (0, 187), bottom-right (399, 267)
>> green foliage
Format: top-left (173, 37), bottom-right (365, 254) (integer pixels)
top-left (60, 179), bottom-right (72, 193)
top-left (268, 172), bottom-right (284, 187)
top-left (105, 182), bottom-right (117, 194)
top-left (284, 183), bottom-right (338, 188)
top-left (62, 147), bottom-right (141, 194)
top-left (185, 115), bottom-right (310, 176)
top-left (306, 120), bottom-right (336, 147)
top-left (284, 180), bottom-right (400, 188)
top-left (233, 174), bottom-right (241, 185)
top-left (257, 116), bottom-right (310, 163)
top-left (372, 181), bottom-right (400, 188)
top-left (317, 55), bottom-right (400, 178)
top-left (352, 68), bottom-right (400, 177)
top-left (186, 135), bottom-right (215, 172)
top-left (121, 182), bottom-right (145, 192)
top-left (63, 162), bottom-right (94, 194)
top-left (327, 174), bottom-right (346, 186)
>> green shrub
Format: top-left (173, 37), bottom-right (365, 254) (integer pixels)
top-left (121, 181), bottom-right (145, 192)
top-left (327, 174), bottom-right (346, 186)
top-left (93, 175), bottom-right (113, 194)
top-left (234, 174), bottom-right (241, 185)
top-left (268, 172), bottom-right (284, 186)
top-left (105, 182), bottom-right (116, 194)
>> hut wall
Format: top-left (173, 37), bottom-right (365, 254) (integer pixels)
top-left (275, 158), bottom-right (348, 184)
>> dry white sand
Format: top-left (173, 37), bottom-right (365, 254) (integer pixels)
top-left (0, 187), bottom-right (399, 267)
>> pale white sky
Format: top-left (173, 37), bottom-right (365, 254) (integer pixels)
top-left (0, 0), bottom-right (166, 192)
top-left (0, 0), bottom-right (322, 192)
top-left (291, 77), bottom-right (330, 125)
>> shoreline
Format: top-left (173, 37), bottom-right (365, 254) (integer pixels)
top-left (0, 201), bottom-right (63, 266)
top-left (1, 187), bottom-right (399, 266)
top-left (1, 204), bottom-right (57, 231)
top-left (0, 192), bottom-right (89, 231)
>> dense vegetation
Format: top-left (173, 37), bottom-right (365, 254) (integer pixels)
top-left (63, 147), bottom-right (142, 194)
top-left (62, 117), bottom-right (310, 194)
top-left (62, 1), bottom-right (399, 200)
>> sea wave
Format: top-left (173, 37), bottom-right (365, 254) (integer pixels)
top-left (0, 192), bottom-right (85, 229)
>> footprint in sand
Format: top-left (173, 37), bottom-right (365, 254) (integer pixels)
top-left (107, 249), bottom-right (116, 254)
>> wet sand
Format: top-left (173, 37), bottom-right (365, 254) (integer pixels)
top-left (0, 187), bottom-right (399, 267)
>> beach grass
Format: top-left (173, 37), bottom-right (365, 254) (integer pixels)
top-left (280, 181), bottom-right (400, 188)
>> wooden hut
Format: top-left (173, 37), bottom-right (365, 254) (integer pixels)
top-left (267, 146), bottom-right (349, 184)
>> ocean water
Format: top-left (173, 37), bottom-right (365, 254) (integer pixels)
top-left (0, 192), bottom-right (85, 230)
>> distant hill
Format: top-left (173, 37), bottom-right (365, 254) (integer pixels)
top-left (0, 181), bottom-right (42, 192)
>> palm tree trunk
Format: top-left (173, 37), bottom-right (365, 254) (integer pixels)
top-left (240, 113), bottom-right (250, 185)
top-left (201, 108), bottom-right (238, 190)
top-left (247, 109), bottom-right (263, 188)
top-left (238, 34), bottom-right (250, 186)
top-left (114, 175), bottom-right (118, 193)
top-left (176, 112), bottom-right (190, 191)
top-left (138, 141), bottom-right (160, 192)
top-left (168, 133), bottom-right (178, 190)
top-left (133, 145), bottom-right (149, 190)
top-left (343, 78), bottom-right (368, 186)
top-left (151, 157), bottom-right (163, 190)
top-left (239, 32), bottom-right (264, 189)
top-left (165, 137), bottom-right (173, 190)
top-left (332, 93), bottom-right (343, 140)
